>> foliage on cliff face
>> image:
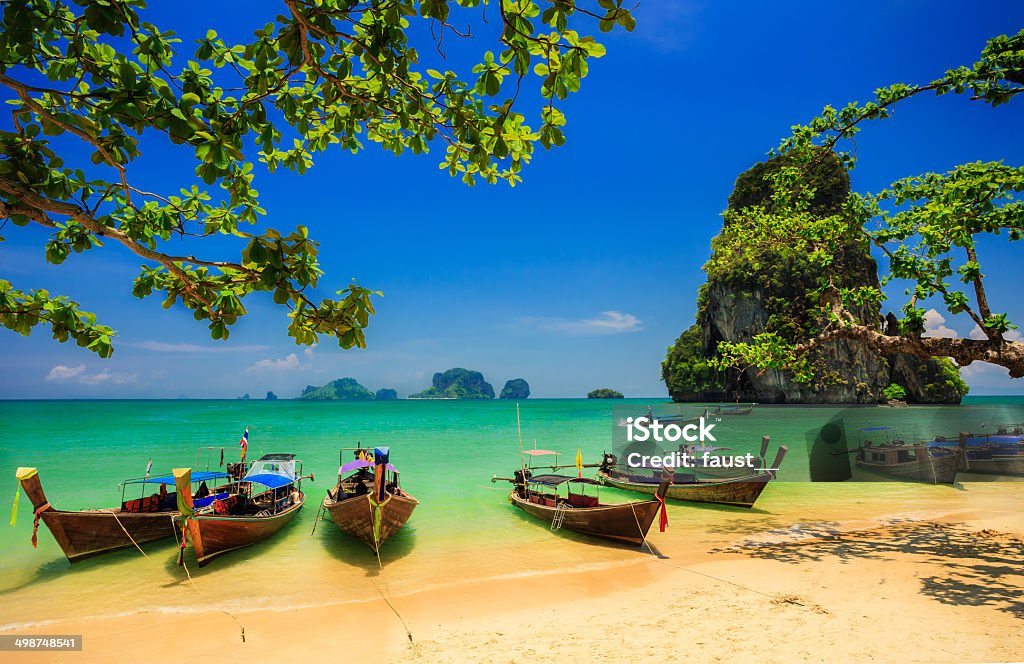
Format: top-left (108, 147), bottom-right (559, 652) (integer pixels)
top-left (587, 388), bottom-right (622, 398)
top-left (660, 323), bottom-right (723, 397)
top-left (921, 358), bottom-right (969, 400)
top-left (0, 0), bottom-right (635, 356)
top-left (882, 383), bottom-right (906, 401)
top-left (727, 149), bottom-right (850, 217)
top-left (712, 30), bottom-right (1024, 382)
top-left (662, 152), bottom-right (869, 395)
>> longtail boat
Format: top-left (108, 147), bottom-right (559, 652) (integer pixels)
top-left (319, 447), bottom-right (418, 554)
top-left (175, 453), bottom-right (309, 567)
top-left (494, 449), bottom-right (671, 546)
top-left (929, 431), bottom-right (1024, 477)
top-left (712, 403), bottom-right (755, 416)
top-left (620, 405), bottom-right (708, 428)
top-left (840, 427), bottom-right (961, 484)
top-left (595, 444), bottom-right (788, 508)
top-left (13, 464), bottom-right (234, 563)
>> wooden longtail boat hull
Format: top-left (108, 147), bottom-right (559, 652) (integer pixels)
top-left (186, 494), bottom-right (305, 566)
top-left (509, 491), bottom-right (661, 546)
top-left (323, 491), bottom-right (419, 551)
top-left (852, 453), bottom-right (961, 484)
top-left (957, 456), bottom-right (1024, 477)
top-left (597, 470), bottom-right (771, 508)
top-left (17, 468), bottom-right (177, 563)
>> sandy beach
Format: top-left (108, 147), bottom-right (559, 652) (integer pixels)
top-left (5, 486), bottom-right (1022, 664)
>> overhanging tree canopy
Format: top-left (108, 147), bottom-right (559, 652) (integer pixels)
top-left (713, 30), bottom-right (1024, 380)
top-left (0, 0), bottom-right (634, 356)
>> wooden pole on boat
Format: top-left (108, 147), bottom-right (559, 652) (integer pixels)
top-left (758, 436), bottom-right (771, 470)
top-left (957, 431), bottom-right (971, 471)
top-left (768, 446), bottom-right (789, 478)
top-left (516, 402), bottom-right (526, 497)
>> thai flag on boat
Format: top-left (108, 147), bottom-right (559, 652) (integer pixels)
top-left (239, 427), bottom-right (249, 457)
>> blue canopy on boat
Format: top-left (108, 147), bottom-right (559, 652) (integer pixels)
top-left (125, 470), bottom-right (230, 486)
top-left (244, 473), bottom-right (295, 489)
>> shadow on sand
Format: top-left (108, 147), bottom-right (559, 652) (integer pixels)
top-left (719, 519), bottom-right (1024, 619)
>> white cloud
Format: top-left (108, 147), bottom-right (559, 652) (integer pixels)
top-left (79, 371), bottom-right (137, 385)
top-left (968, 325), bottom-right (1021, 342)
top-left (45, 364), bottom-right (135, 384)
top-left (922, 309), bottom-right (958, 338)
top-left (247, 353), bottom-right (304, 373)
top-left (46, 364), bottom-right (85, 382)
top-left (132, 341), bottom-right (270, 353)
top-left (524, 311), bottom-right (644, 336)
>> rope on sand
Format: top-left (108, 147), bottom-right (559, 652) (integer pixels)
top-left (171, 515), bottom-right (247, 642)
top-left (366, 497), bottom-right (414, 643)
top-left (625, 500), bottom-right (811, 610)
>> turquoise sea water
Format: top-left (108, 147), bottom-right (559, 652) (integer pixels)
top-left (1, 398), bottom-right (1022, 630)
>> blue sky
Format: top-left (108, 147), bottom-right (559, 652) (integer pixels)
top-left (1, 1), bottom-right (1023, 398)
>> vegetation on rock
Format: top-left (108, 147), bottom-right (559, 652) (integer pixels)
top-left (706, 30), bottom-right (1024, 386)
top-left (301, 377), bottom-right (374, 400)
top-left (587, 388), bottom-right (623, 399)
top-left (374, 388), bottom-right (398, 401)
top-left (410, 368), bottom-right (494, 399)
top-left (499, 378), bottom-right (530, 399)
top-left (882, 384), bottom-right (906, 401)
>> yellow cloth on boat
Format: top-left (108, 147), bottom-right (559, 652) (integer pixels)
top-left (15, 467), bottom-right (37, 481)
top-left (9, 484), bottom-right (19, 527)
top-left (172, 468), bottom-right (194, 518)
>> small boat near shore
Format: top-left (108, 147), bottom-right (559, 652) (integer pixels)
top-left (175, 453), bottom-right (309, 566)
top-left (494, 448), bottom-right (671, 546)
top-left (930, 431), bottom-right (1024, 477)
top-left (595, 442), bottom-right (788, 509)
top-left (712, 403), bottom-right (755, 416)
top-left (842, 428), bottom-right (961, 484)
top-left (319, 447), bottom-right (419, 554)
top-left (13, 463), bottom-right (235, 563)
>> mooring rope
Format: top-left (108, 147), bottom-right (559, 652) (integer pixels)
top-left (171, 514), bottom-right (247, 642)
top-left (364, 494), bottom-right (413, 643)
top-left (107, 510), bottom-right (149, 559)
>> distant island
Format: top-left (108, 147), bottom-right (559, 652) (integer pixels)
top-left (301, 378), bottom-right (374, 400)
top-left (588, 388), bottom-right (624, 399)
top-left (298, 378), bottom-right (399, 400)
top-left (410, 368), bottom-right (495, 399)
top-left (266, 391), bottom-right (278, 400)
top-left (499, 378), bottom-right (530, 400)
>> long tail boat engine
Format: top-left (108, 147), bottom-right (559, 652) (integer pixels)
top-left (227, 462), bottom-right (247, 481)
top-left (599, 453), bottom-right (618, 473)
top-left (513, 468), bottom-right (532, 497)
